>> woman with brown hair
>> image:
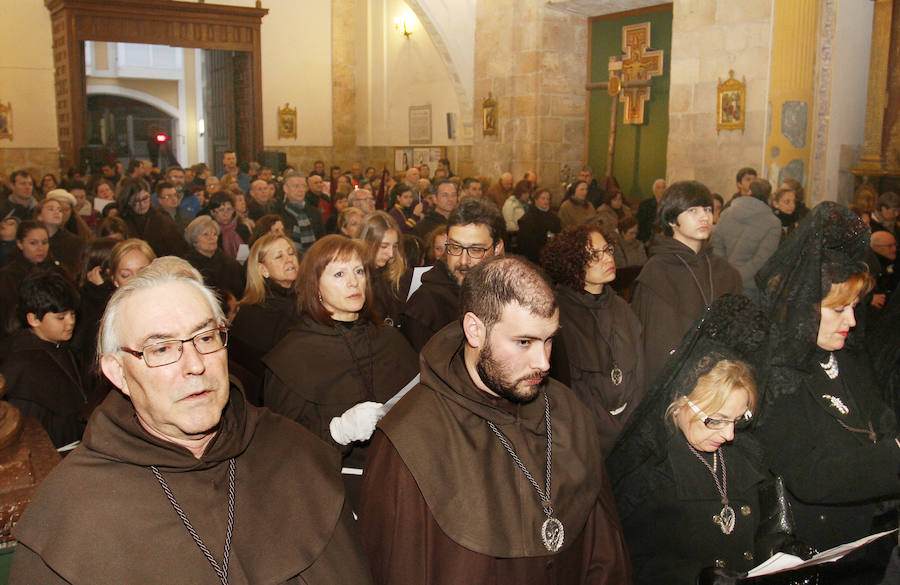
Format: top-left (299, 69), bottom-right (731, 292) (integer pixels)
top-left (423, 224), bottom-right (448, 266)
top-left (595, 189), bottom-right (633, 234)
top-left (359, 211), bottom-right (411, 328)
top-left (558, 180), bottom-right (599, 228)
top-left (263, 235), bottom-right (418, 509)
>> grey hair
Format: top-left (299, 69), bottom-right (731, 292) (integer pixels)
top-left (348, 188), bottom-right (372, 207)
top-left (97, 257), bottom-right (225, 359)
top-left (184, 215), bottom-right (220, 246)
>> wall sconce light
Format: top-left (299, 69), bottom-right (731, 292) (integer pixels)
top-left (394, 16), bottom-right (412, 39)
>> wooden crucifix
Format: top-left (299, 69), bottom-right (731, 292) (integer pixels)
top-left (585, 22), bottom-right (664, 178)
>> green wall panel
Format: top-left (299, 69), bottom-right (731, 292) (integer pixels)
top-left (589, 8), bottom-right (672, 201)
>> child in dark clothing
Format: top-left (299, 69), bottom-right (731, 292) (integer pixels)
top-left (0, 269), bottom-right (86, 448)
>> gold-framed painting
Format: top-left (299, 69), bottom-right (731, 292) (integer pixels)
top-left (0, 102), bottom-right (11, 140)
top-left (277, 103), bottom-right (297, 139)
top-left (717, 70), bottom-right (745, 134)
top-left (482, 92), bottom-right (497, 136)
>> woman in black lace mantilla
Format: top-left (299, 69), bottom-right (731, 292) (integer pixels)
top-left (754, 202), bottom-right (900, 581)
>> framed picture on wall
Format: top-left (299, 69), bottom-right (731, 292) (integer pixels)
top-left (409, 105), bottom-right (432, 144)
top-left (482, 92), bottom-right (497, 136)
top-left (394, 148), bottom-right (413, 171)
top-left (716, 70), bottom-right (745, 134)
top-left (0, 102), bottom-right (12, 140)
top-left (277, 103), bottom-right (297, 139)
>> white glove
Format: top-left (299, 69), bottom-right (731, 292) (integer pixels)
top-left (329, 401), bottom-right (385, 445)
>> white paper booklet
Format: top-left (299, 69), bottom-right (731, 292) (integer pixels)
top-left (746, 529), bottom-right (897, 578)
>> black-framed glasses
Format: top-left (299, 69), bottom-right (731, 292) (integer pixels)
top-left (445, 243), bottom-right (490, 259)
top-left (687, 400), bottom-right (752, 430)
top-left (121, 327), bottom-right (229, 367)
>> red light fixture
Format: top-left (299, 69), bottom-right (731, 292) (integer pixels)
top-left (155, 133), bottom-right (168, 143)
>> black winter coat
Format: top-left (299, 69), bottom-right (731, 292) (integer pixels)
top-left (400, 261), bottom-right (460, 353)
top-left (516, 206), bottom-right (561, 264)
top-left (185, 249), bottom-right (246, 300)
top-left (755, 349), bottom-right (900, 551)
top-left (229, 283), bottom-right (298, 403)
top-left (0, 330), bottom-right (87, 447)
top-left (618, 434), bottom-right (765, 584)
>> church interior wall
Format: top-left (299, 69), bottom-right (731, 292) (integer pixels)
top-left (666, 0), bottom-right (773, 199)
top-left (0, 0), bottom-right (60, 178)
top-left (473, 0), bottom-right (589, 200)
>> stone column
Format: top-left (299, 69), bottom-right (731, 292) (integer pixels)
top-left (764, 0), bottom-right (820, 187)
top-left (472, 0), bottom-right (586, 198)
top-left (332, 0), bottom-right (358, 165)
top-left (856, 0), bottom-right (893, 170)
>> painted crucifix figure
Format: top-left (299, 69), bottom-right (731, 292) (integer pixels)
top-left (584, 21), bottom-right (665, 178)
top-left (617, 22), bottom-right (664, 125)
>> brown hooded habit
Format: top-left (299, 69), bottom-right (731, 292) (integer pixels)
top-left (358, 324), bottom-right (631, 585)
top-left (11, 387), bottom-right (372, 585)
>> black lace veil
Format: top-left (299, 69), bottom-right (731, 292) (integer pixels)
top-left (754, 202), bottom-right (871, 406)
top-left (607, 294), bottom-right (769, 518)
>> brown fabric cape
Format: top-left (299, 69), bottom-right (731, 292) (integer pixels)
top-left (263, 317), bottom-right (419, 466)
top-left (374, 323), bottom-right (606, 558)
top-left (550, 285), bottom-right (645, 455)
top-left (631, 236), bottom-right (742, 384)
top-left (400, 260), bottom-right (461, 352)
top-left (12, 386), bottom-right (371, 585)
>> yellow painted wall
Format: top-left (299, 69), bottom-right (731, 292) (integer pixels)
top-left (764, 0), bottom-right (819, 187)
top-left (0, 0), bottom-right (57, 149)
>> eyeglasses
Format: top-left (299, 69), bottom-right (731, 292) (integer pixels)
top-left (590, 244), bottom-right (616, 259)
top-left (445, 243), bottom-right (491, 259)
top-left (687, 400), bottom-right (752, 430)
top-left (121, 327), bottom-right (229, 367)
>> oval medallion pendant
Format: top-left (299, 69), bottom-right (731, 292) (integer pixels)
top-left (713, 505), bottom-right (735, 535)
top-left (610, 365), bottom-right (623, 386)
top-left (541, 517), bottom-right (565, 552)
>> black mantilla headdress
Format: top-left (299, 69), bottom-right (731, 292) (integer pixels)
top-left (607, 293), bottom-right (769, 518)
top-left (754, 202), bottom-right (871, 404)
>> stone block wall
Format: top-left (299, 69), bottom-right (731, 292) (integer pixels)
top-left (667, 0), bottom-right (772, 198)
top-left (473, 0), bottom-right (588, 199)
top-left (0, 149), bottom-right (61, 183)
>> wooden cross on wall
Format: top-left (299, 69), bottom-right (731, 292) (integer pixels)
top-left (614, 22), bottom-right (663, 125)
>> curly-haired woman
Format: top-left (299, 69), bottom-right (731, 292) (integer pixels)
top-left (541, 223), bottom-right (645, 454)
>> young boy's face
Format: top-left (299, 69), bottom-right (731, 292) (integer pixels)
top-left (28, 310), bottom-right (76, 343)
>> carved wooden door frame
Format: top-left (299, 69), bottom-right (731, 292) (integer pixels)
top-left (44, 0), bottom-right (267, 171)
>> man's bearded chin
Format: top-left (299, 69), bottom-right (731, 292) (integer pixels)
top-left (476, 345), bottom-right (547, 405)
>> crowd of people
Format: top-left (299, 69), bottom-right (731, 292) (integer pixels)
top-left (1, 153), bottom-right (899, 585)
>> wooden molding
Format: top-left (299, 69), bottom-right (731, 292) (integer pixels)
top-left (44, 0), bottom-right (268, 170)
